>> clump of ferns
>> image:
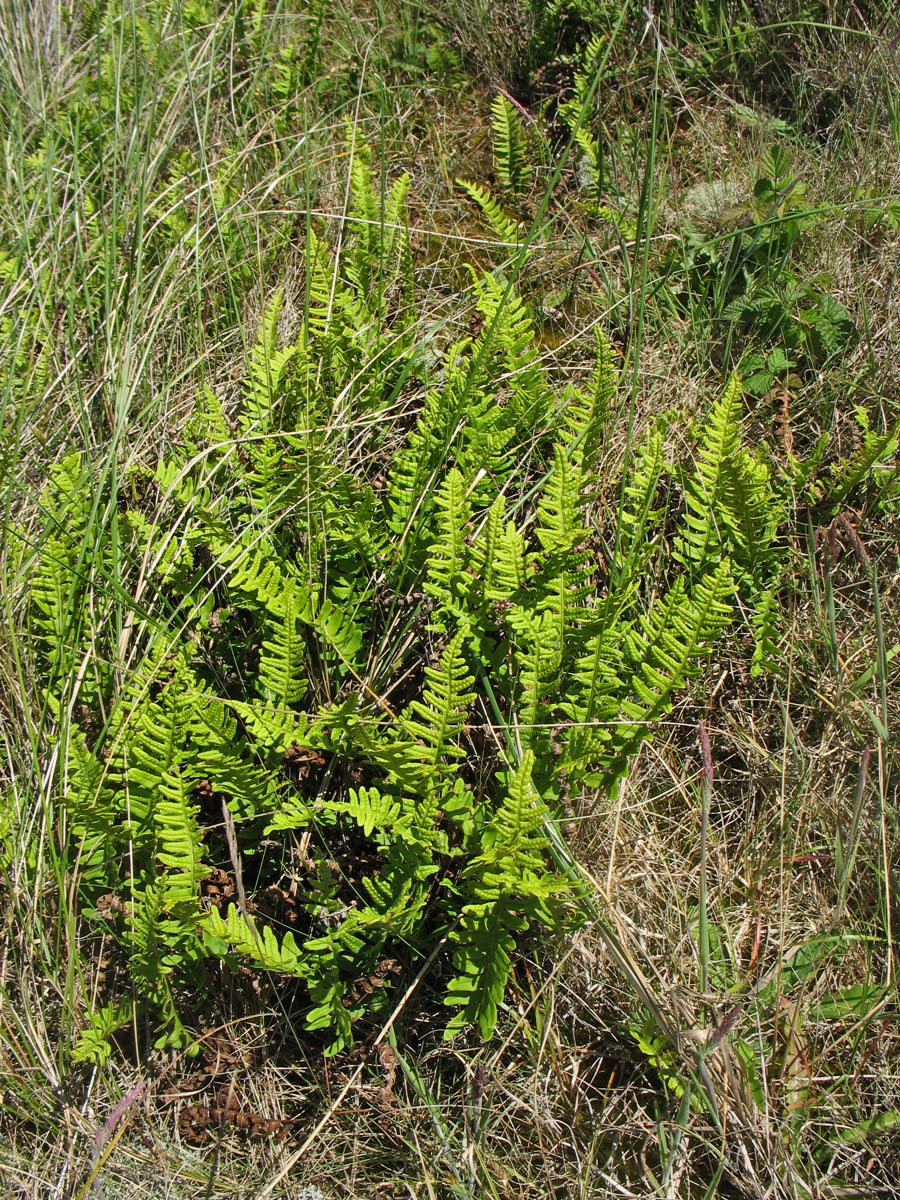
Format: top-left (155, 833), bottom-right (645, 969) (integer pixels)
top-left (21, 142), bottom-right (810, 1065)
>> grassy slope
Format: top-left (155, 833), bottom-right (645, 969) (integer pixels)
top-left (1, 1), bottom-right (899, 1197)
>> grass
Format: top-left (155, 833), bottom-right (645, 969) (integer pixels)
top-left (1, 1), bottom-right (899, 1197)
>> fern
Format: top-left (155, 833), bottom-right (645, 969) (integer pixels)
top-left (445, 751), bottom-right (560, 1038)
top-left (258, 577), bottom-right (306, 707)
top-left (828, 406), bottom-right (900, 507)
top-left (29, 143), bottom-right (831, 1057)
top-left (562, 326), bottom-right (618, 477)
top-left (424, 468), bottom-right (474, 613)
top-left (72, 999), bottom-right (134, 1066)
top-left (491, 94), bottom-right (532, 195)
top-left (606, 425), bottom-right (665, 619)
top-left (675, 374), bottom-right (742, 577)
top-left (401, 629), bottom-right (476, 781)
top-left (456, 178), bottom-right (523, 244)
top-left (240, 289), bottom-right (296, 436)
top-left (675, 375), bottom-right (785, 672)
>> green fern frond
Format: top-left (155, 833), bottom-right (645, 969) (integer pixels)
top-left (127, 883), bottom-right (188, 1048)
top-left (605, 426), bottom-right (665, 618)
top-left (190, 697), bottom-right (279, 818)
top-left (384, 172), bottom-right (415, 322)
top-left (750, 587), bottom-right (779, 678)
top-left (562, 326), bottom-right (618, 476)
top-left (675, 374), bottom-right (742, 576)
top-left (535, 444), bottom-right (587, 556)
top-left (304, 226), bottom-right (336, 336)
top-left (240, 290), bottom-right (296, 435)
top-left (622, 560), bottom-right (734, 725)
top-left (445, 751), bottom-right (559, 1039)
top-left (344, 786), bottom-right (404, 839)
top-left (469, 270), bottom-right (550, 431)
top-left (258, 578), bottom-right (305, 707)
top-left (456, 178), bottom-right (522, 243)
top-left (72, 999), bottom-right (135, 1066)
top-left (156, 766), bottom-right (208, 916)
top-left (490, 517), bottom-right (529, 601)
top-left (510, 608), bottom-right (562, 752)
top-left (30, 452), bottom-right (93, 678)
top-left (829, 407), bottom-right (900, 506)
top-left (117, 683), bottom-right (187, 835)
top-left (491, 93), bottom-right (532, 195)
top-left (202, 903), bottom-right (303, 972)
top-left (299, 592), bottom-right (364, 670)
top-left (425, 468), bottom-right (474, 612)
top-left (401, 629), bottom-right (476, 776)
top-left (64, 730), bottom-right (121, 891)
top-left (444, 900), bottom-right (523, 1039)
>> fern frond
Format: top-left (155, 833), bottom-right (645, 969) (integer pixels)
top-left (298, 592), bottom-right (364, 670)
top-left (535, 444), bottom-right (587, 555)
top-left (491, 93), bottom-right (532, 195)
top-left (445, 751), bottom-right (559, 1038)
top-left (675, 374), bottom-right (742, 577)
top-left (425, 468), bottom-right (473, 613)
top-left (562, 326), bottom-right (618, 476)
top-left (304, 226), bottom-right (336, 336)
top-left (344, 786), bottom-right (404, 839)
top-left (510, 608), bottom-right (562, 753)
top-left (156, 766), bottom-right (208, 916)
top-left (190, 696), bottom-right (279, 818)
top-left (604, 425), bottom-right (664, 619)
top-left (117, 683), bottom-right (186, 834)
top-left (72, 999), bottom-right (134, 1066)
top-left (384, 171), bottom-right (415, 322)
top-left (456, 178), bottom-right (522, 243)
top-left (622, 560), bottom-right (734, 725)
top-left (202, 903), bottom-right (303, 972)
top-left (444, 899), bottom-right (523, 1039)
top-left (829, 408), bottom-right (899, 506)
top-left (258, 578), bottom-right (305, 707)
top-left (240, 290), bottom-right (296, 435)
top-left (401, 629), bottom-right (476, 776)
top-left (469, 270), bottom-right (550, 432)
top-left (127, 883), bottom-right (188, 1047)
